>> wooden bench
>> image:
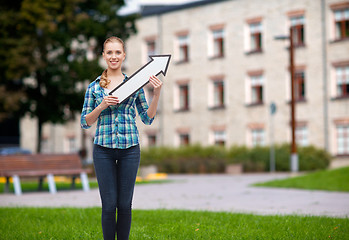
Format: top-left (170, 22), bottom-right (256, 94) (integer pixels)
top-left (0, 154), bottom-right (92, 195)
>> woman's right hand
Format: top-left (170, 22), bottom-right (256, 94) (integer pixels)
top-left (99, 96), bottom-right (119, 110)
top-left (85, 95), bottom-right (119, 126)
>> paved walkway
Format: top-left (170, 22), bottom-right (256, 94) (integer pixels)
top-left (1, 173), bottom-right (349, 218)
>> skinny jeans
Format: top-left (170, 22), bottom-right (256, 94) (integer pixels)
top-left (93, 144), bottom-right (140, 240)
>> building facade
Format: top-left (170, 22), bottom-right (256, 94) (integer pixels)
top-left (126, 0), bottom-right (349, 164)
top-left (20, 0), bottom-right (349, 166)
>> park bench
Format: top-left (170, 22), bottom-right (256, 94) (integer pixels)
top-left (0, 154), bottom-right (92, 196)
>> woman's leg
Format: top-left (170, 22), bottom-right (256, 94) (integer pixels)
top-left (93, 145), bottom-right (118, 240)
top-left (115, 145), bottom-right (140, 240)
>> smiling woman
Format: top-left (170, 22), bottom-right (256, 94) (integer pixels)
top-left (99, 37), bottom-right (126, 89)
top-left (80, 36), bottom-right (163, 240)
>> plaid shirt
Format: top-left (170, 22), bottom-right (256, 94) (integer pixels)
top-left (80, 75), bottom-right (154, 149)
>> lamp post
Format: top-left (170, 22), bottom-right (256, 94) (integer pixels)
top-left (275, 27), bottom-right (298, 172)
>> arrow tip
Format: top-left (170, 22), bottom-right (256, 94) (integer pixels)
top-left (149, 54), bottom-right (171, 76)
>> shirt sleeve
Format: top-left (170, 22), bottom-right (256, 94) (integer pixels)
top-left (80, 83), bottom-right (95, 129)
top-left (135, 88), bottom-right (154, 125)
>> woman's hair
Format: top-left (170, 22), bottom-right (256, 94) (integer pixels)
top-left (100, 36), bottom-right (125, 88)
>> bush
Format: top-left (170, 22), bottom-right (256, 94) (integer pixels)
top-left (141, 145), bottom-right (226, 174)
top-left (227, 145), bottom-right (277, 172)
top-left (226, 145), bottom-right (250, 164)
top-left (273, 144), bottom-right (290, 171)
top-left (298, 145), bottom-right (331, 171)
top-left (140, 144), bottom-right (331, 173)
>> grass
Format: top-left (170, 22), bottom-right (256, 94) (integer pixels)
top-left (1, 169), bottom-right (348, 239)
top-left (0, 208), bottom-right (348, 240)
top-left (253, 166), bottom-right (349, 192)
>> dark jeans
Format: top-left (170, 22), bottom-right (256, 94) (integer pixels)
top-left (93, 144), bottom-right (140, 240)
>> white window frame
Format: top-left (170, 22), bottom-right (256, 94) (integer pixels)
top-left (208, 28), bottom-right (224, 58)
top-left (334, 8), bottom-right (349, 40)
top-left (337, 124), bottom-right (349, 155)
top-left (175, 35), bottom-right (189, 63)
top-left (208, 78), bottom-right (225, 108)
top-left (213, 130), bottom-right (226, 146)
top-left (251, 128), bottom-right (265, 146)
top-left (335, 65), bottom-right (349, 97)
top-left (249, 22), bottom-right (262, 52)
top-left (174, 82), bottom-right (190, 111)
top-left (296, 125), bottom-right (308, 146)
top-left (249, 74), bottom-right (264, 104)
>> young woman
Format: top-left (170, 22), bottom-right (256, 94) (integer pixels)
top-left (81, 36), bottom-right (162, 240)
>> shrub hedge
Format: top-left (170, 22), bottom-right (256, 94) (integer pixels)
top-left (140, 144), bottom-right (331, 173)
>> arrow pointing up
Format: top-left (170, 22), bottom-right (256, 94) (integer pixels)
top-left (109, 55), bottom-right (171, 105)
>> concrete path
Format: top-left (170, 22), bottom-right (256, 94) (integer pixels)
top-left (1, 173), bottom-right (348, 218)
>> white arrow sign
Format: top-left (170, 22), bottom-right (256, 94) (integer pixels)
top-left (109, 55), bottom-right (171, 105)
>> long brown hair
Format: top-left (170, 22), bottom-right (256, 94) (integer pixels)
top-left (99, 36), bottom-right (125, 88)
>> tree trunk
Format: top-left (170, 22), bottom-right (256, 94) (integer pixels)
top-left (36, 118), bottom-right (43, 153)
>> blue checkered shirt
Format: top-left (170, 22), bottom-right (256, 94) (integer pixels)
top-left (80, 75), bottom-right (154, 149)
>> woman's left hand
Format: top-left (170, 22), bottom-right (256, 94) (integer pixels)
top-left (149, 75), bottom-right (163, 97)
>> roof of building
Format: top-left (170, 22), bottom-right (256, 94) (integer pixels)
top-left (140, 0), bottom-right (230, 17)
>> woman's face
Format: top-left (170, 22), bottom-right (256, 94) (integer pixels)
top-left (103, 41), bottom-right (126, 70)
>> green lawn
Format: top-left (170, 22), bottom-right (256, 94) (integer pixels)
top-left (253, 166), bottom-right (349, 192)
top-left (0, 208), bottom-right (348, 240)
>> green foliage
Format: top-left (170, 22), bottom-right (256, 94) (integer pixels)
top-left (0, 208), bottom-right (348, 240)
top-left (273, 144), bottom-right (291, 171)
top-left (226, 145), bottom-right (250, 163)
top-left (0, 0), bottom-right (137, 151)
top-left (254, 166), bottom-right (349, 192)
top-left (298, 145), bottom-right (331, 170)
top-left (141, 144), bottom-right (331, 173)
top-left (141, 145), bottom-right (226, 174)
top-left (227, 144), bottom-right (330, 172)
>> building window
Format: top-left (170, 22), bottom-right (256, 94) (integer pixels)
top-left (335, 65), bottom-right (349, 98)
top-left (68, 136), bottom-right (77, 153)
top-left (250, 74), bottom-right (264, 104)
top-left (249, 22), bottom-right (262, 52)
top-left (337, 124), bottom-right (349, 155)
top-left (179, 133), bottom-right (190, 146)
top-left (334, 7), bottom-right (349, 40)
top-left (290, 15), bottom-right (305, 46)
top-left (145, 38), bottom-right (156, 61)
top-left (214, 130), bottom-right (226, 146)
top-left (213, 29), bottom-right (224, 58)
top-left (179, 84), bottom-right (189, 111)
top-left (177, 34), bottom-right (189, 63)
top-left (295, 70), bottom-right (306, 101)
top-left (147, 134), bottom-right (157, 147)
top-left (214, 81), bottom-right (224, 108)
top-left (251, 128), bottom-right (265, 146)
top-left (209, 77), bottom-right (225, 109)
top-left (296, 125), bottom-right (308, 146)
top-left (208, 26), bottom-right (224, 59)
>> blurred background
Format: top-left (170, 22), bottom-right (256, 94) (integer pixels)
top-left (0, 0), bottom-right (348, 173)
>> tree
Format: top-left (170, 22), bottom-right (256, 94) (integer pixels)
top-left (0, 0), bottom-right (137, 152)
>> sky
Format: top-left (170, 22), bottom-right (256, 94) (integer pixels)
top-left (119, 0), bottom-right (203, 15)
